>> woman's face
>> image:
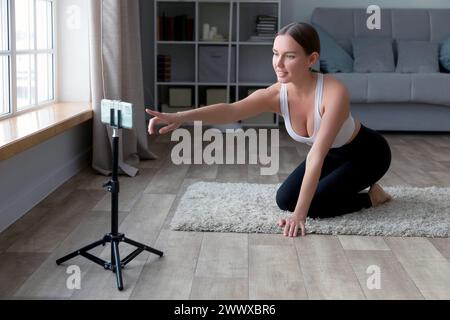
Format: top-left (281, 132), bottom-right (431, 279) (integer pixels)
top-left (272, 34), bottom-right (316, 83)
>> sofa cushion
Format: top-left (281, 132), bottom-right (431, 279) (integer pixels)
top-left (332, 73), bottom-right (368, 102)
top-left (440, 36), bottom-right (450, 72)
top-left (352, 37), bottom-right (395, 72)
top-left (412, 73), bottom-right (450, 105)
top-left (333, 73), bottom-right (411, 103)
top-left (312, 23), bottom-right (353, 73)
top-left (333, 73), bottom-right (450, 106)
top-left (396, 40), bottom-right (440, 73)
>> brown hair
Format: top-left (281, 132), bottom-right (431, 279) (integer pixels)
top-left (276, 22), bottom-right (320, 55)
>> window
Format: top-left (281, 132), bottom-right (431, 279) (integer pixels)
top-left (1, 0), bottom-right (9, 115)
top-left (0, 0), bottom-right (55, 119)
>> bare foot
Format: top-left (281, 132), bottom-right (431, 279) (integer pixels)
top-left (368, 183), bottom-right (392, 207)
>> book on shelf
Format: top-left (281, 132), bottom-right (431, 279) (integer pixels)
top-left (158, 13), bottom-right (194, 41)
top-left (254, 14), bottom-right (277, 40)
top-left (248, 35), bottom-right (276, 42)
top-left (257, 21), bottom-right (277, 25)
top-left (256, 29), bottom-right (276, 32)
top-left (157, 54), bottom-right (171, 81)
top-left (256, 15), bottom-right (277, 21)
top-left (257, 24), bottom-right (277, 29)
top-left (256, 15), bottom-right (277, 25)
top-left (257, 25), bottom-right (276, 29)
top-left (256, 31), bottom-right (277, 35)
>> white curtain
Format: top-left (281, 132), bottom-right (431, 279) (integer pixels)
top-left (88, 0), bottom-right (156, 177)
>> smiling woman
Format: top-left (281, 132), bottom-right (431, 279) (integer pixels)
top-left (272, 22), bottom-right (392, 237)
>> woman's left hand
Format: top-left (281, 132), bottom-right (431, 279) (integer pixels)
top-left (277, 215), bottom-right (306, 237)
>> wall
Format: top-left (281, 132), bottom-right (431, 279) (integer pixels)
top-left (281, 0), bottom-right (450, 25)
top-left (0, 121), bottom-right (92, 233)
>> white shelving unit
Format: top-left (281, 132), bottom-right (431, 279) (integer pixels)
top-left (154, 0), bottom-right (281, 127)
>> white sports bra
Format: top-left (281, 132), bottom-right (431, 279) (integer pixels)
top-left (280, 73), bottom-right (356, 148)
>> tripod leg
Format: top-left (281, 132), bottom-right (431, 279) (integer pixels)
top-left (123, 237), bottom-right (163, 257)
top-left (111, 240), bottom-right (123, 291)
top-left (56, 238), bottom-right (106, 265)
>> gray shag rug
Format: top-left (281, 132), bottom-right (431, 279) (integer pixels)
top-left (170, 182), bottom-right (450, 237)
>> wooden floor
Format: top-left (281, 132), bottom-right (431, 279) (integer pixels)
top-left (1, 128), bottom-right (450, 300)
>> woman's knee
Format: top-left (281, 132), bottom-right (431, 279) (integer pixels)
top-left (275, 188), bottom-right (295, 212)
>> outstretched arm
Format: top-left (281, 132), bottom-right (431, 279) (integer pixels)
top-left (146, 87), bottom-right (277, 135)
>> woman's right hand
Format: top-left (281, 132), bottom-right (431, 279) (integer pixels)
top-left (145, 108), bottom-right (182, 135)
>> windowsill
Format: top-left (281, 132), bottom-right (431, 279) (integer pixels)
top-left (0, 102), bottom-right (93, 161)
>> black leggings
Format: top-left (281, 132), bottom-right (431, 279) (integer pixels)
top-left (276, 124), bottom-right (392, 219)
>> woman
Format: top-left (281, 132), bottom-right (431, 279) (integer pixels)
top-left (146, 22), bottom-right (393, 238)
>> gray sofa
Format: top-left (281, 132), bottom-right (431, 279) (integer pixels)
top-left (311, 8), bottom-right (450, 132)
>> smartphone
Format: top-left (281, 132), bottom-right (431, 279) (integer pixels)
top-left (101, 99), bottom-right (133, 129)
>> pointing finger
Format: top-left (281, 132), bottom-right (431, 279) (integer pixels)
top-left (145, 108), bottom-right (160, 117)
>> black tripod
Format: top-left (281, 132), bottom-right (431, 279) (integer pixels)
top-left (56, 109), bottom-right (163, 291)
